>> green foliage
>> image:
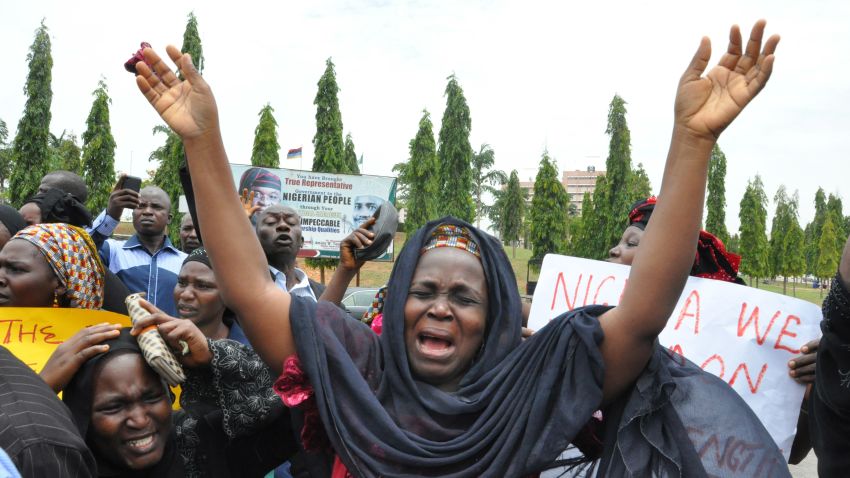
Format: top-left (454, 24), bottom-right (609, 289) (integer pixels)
top-left (250, 104), bottom-right (280, 168)
top-left (768, 186), bottom-right (798, 277)
top-left (0, 119), bottom-right (11, 199)
top-left (784, 220), bottom-right (806, 280)
top-left (706, 144), bottom-right (730, 244)
top-left (804, 188), bottom-right (828, 274)
top-left (437, 74), bottom-right (474, 221)
top-left (528, 151), bottom-right (569, 260)
top-left (628, 162), bottom-right (652, 204)
top-left (10, 21), bottom-right (53, 205)
top-left (727, 233), bottom-right (741, 254)
top-left (48, 132), bottom-right (83, 174)
top-left (499, 170), bottom-right (526, 256)
top-left (568, 192), bottom-right (595, 258)
top-left (312, 58), bottom-right (347, 173)
top-left (816, 213), bottom-right (840, 280)
top-left (738, 175), bottom-right (770, 281)
top-left (344, 133), bottom-right (359, 175)
top-left (393, 110), bottom-right (439, 238)
top-left (82, 80), bottom-right (117, 213)
top-left (585, 95), bottom-right (637, 259)
top-left (180, 12), bottom-right (204, 78)
top-left (471, 144), bottom-right (507, 228)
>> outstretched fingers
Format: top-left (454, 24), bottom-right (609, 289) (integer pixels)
top-left (681, 36), bottom-right (712, 83)
top-left (717, 24), bottom-right (743, 71)
top-left (735, 20), bottom-right (766, 74)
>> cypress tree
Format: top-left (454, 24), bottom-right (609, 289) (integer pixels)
top-left (528, 151), bottom-right (569, 260)
top-left (588, 95), bottom-right (635, 258)
top-left (816, 213), bottom-right (840, 296)
top-left (309, 58), bottom-right (348, 280)
top-left (768, 186), bottom-right (798, 294)
top-left (312, 58), bottom-right (345, 173)
top-left (628, 162), bottom-right (652, 204)
top-left (705, 144), bottom-right (730, 244)
top-left (784, 220), bottom-right (806, 296)
top-left (0, 119), bottom-right (11, 197)
top-left (738, 175), bottom-right (770, 287)
top-left (500, 170), bottom-right (526, 258)
top-left (82, 80), bottom-right (117, 213)
top-left (250, 103), bottom-right (280, 168)
top-left (437, 74), bottom-right (474, 221)
top-left (393, 110), bottom-right (439, 237)
top-left (10, 21), bottom-right (53, 205)
top-left (179, 12), bottom-right (204, 80)
top-left (805, 188), bottom-right (828, 275)
top-left (344, 133), bottom-right (359, 174)
top-left (471, 144), bottom-right (507, 228)
top-left (151, 12), bottom-right (205, 243)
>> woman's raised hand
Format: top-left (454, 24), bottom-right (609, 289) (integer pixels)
top-left (136, 45), bottom-right (219, 141)
top-left (675, 20), bottom-right (779, 141)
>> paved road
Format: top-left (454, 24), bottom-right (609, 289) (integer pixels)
top-left (789, 454), bottom-right (817, 478)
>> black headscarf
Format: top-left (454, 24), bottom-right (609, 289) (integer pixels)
top-left (25, 188), bottom-right (93, 227)
top-left (627, 196), bottom-right (656, 230)
top-left (63, 328), bottom-right (184, 477)
top-left (0, 205), bottom-right (26, 236)
top-left (289, 216), bottom-right (605, 476)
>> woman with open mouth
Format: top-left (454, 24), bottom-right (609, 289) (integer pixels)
top-left (133, 19), bottom-right (788, 477)
top-left (40, 311), bottom-right (297, 477)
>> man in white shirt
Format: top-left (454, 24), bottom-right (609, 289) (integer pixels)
top-left (255, 204), bottom-right (324, 301)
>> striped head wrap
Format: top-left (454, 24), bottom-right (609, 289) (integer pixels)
top-left (421, 224), bottom-right (481, 258)
top-left (12, 224), bottom-right (105, 309)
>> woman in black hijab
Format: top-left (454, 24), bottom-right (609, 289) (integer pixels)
top-left (41, 309), bottom-right (296, 477)
top-left (0, 205), bottom-right (26, 250)
top-left (134, 20), bottom-right (784, 476)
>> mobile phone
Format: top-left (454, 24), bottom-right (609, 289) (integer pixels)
top-left (123, 176), bottom-right (142, 193)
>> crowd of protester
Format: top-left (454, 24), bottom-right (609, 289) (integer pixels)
top-left (0, 18), bottom-right (848, 478)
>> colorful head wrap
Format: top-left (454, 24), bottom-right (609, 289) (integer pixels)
top-left (628, 196), bottom-right (657, 230)
top-left (239, 167), bottom-right (281, 191)
top-left (12, 224), bottom-right (105, 309)
top-left (691, 230), bottom-right (744, 284)
top-left (421, 224), bottom-right (481, 258)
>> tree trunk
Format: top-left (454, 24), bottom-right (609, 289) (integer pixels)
top-left (783, 277), bottom-right (787, 295)
top-left (512, 241), bottom-right (516, 259)
top-left (792, 278), bottom-right (796, 297)
top-left (320, 265), bottom-right (326, 285)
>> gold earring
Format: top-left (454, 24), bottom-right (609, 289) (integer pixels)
top-left (52, 292), bottom-right (59, 308)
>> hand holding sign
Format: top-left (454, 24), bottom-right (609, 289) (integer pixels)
top-left (40, 323), bottom-right (122, 393)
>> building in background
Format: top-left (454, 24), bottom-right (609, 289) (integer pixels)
top-left (519, 166), bottom-right (605, 215)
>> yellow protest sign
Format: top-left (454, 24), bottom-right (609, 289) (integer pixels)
top-left (0, 307), bottom-right (131, 373)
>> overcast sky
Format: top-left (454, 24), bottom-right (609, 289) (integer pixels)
top-left (1, 0), bottom-right (848, 233)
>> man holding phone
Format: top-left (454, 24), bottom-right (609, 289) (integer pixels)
top-left (90, 175), bottom-right (187, 316)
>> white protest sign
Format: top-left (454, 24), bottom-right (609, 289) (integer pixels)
top-left (528, 254), bottom-right (822, 459)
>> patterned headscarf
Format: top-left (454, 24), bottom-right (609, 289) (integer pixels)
top-left (12, 224), bottom-right (105, 309)
top-left (628, 196), bottom-right (657, 230)
top-left (421, 224), bottom-right (481, 258)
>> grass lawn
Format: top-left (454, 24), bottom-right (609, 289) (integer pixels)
top-left (741, 278), bottom-right (826, 307)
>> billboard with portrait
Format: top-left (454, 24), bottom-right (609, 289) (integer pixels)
top-left (231, 164), bottom-right (397, 260)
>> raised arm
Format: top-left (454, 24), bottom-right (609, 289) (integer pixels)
top-left (135, 46), bottom-right (293, 374)
top-left (598, 21), bottom-right (779, 403)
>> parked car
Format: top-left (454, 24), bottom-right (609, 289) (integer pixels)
top-left (341, 287), bottom-right (381, 319)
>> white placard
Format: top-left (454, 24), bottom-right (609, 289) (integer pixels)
top-left (528, 254), bottom-right (822, 458)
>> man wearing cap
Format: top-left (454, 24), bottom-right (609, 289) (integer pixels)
top-left (239, 167), bottom-right (282, 218)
